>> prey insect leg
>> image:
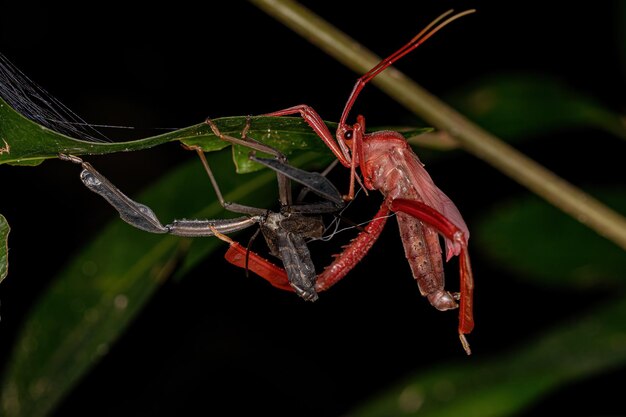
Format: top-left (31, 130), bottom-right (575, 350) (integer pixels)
top-left (58, 154), bottom-right (259, 237)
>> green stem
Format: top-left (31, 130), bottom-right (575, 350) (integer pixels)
top-left (249, 0), bottom-right (626, 251)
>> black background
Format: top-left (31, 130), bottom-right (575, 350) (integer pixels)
top-left (1, 1), bottom-right (624, 416)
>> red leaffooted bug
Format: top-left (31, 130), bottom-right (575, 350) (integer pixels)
top-left (254, 9), bottom-right (476, 354)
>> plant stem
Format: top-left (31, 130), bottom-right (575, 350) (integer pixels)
top-left (249, 0), bottom-right (626, 251)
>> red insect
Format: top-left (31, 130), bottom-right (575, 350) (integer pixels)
top-left (224, 9), bottom-right (475, 354)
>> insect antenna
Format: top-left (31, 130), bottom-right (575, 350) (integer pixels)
top-left (339, 9), bottom-right (476, 125)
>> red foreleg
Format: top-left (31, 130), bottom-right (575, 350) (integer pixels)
top-left (390, 198), bottom-right (474, 351)
top-left (315, 203), bottom-right (389, 292)
top-left (222, 203), bottom-right (388, 296)
top-left (263, 105), bottom-right (351, 167)
top-left (217, 203), bottom-right (390, 299)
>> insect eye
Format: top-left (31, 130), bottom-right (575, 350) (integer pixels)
top-left (344, 129), bottom-right (353, 140)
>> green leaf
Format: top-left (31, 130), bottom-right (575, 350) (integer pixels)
top-left (0, 150), bottom-right (330, 417)
top-left (446, 74), bottom-right (626, 141)
top-left (0, 95), bottom-right (334, 169)
top-left (0, 213), bottom-right (8, 284)
top-left (474, 189), bottom-right (626, 289)
top-left (350, 295), bottom-right (626, 417)
top-left (0, 94), bottom-right (440, 171)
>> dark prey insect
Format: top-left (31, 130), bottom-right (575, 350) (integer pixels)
top-left (60, 118), bottom-right (344, 301)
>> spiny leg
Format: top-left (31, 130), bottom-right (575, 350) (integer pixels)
top-left (315, 202), bottom-right (390, 292)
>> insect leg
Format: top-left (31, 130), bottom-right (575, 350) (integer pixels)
top-left (249, 155), bottom-right (343, 207)
top-left (390, 198), bottom-right (474, 354)
top-left (59, 154), bottom-right (168, 234)
top-left (59, 154), bottom-right (258, 237)
top-left (210, 225), bottom-right (293, 293)
top-left (202, 117), bottom-right (293, 208)
top-left (315, 202), bottom-right (389, 292)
